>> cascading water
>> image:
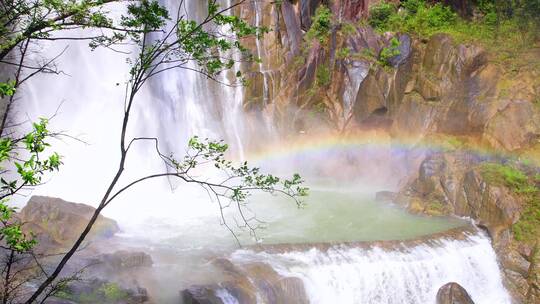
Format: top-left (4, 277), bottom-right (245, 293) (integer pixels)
top-left (17, 0), bottom-right (252, 222)
top-left (226, 230), bottom-right (511, 304)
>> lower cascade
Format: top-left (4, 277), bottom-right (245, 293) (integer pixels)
top-left (186, 229), bottom-right (511, 304)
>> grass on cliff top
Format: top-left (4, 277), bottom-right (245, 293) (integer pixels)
top-left (480, 163), bottom-right (540, 242)
top-left (368, 0), bottom-right (540, 73)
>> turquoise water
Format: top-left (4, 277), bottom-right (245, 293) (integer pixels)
top-left (250, 188), bottom-right (465, 244)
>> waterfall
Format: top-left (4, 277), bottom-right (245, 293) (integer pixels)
top-left (226, 231), bottom-right (511, 304)
top-left (145, 0), bottom-right (248, 159)
top-left (253, 0), bottom-right (270, 106)
top-left (13, 0), bottom-right (252, 223)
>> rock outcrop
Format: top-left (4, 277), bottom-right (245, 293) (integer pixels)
top-left (236, 1), bottom-right (540, 152)
top-left (396, 152), bottom-right (540, 303)
top-left (19, 196), bottom-right (119, 252)
top-left (182, 258), bottom-right (308, 304)
top-left (88, 251), bottom-right (153, 275)
top-left (436, 282), bottom-right (475, 304)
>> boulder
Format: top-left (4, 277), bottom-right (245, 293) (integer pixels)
top-left (181, 286), bottom-right (225, 304)
top-left (89, 250), bottom-right (153, 275)
top-left (436, 282), bottom-right (475, 304)
top-left (19, 196), bottom-right (119, 252)
top-left (181, 258), bottom-right (308, 304)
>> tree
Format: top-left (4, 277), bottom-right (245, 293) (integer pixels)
top-left (0, 116), bottom-right (68, 303)
top-left (0, 1), bottom-right (307, 303)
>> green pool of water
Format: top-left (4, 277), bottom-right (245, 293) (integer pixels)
top-left (251, 188), bottom-right (465, 244)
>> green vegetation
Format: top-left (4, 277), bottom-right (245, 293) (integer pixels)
top-left (0, 81), bottom-right (15, 98)
top-left (480, 163), bottom-right (532, 193)
top-left (480, 163), bottom-right (540, 242)
top-left (378, 37), bottom-right (401, 67)
top-left (100, 283), bottom-right (130, 302)
top-left (425, 200), bottom-right (450, 216)
top-left (368, 2), bottom-right (396, 29)
top-left (0, 118), bottom-right (61, 252)
top-left (58, 282), bottom-right (130, 304)
top-left (369, 0), bottom-right (456, 35)
top-left (368, 0), bottom-right (539, 70)
top-left (316, 65), bottom-right (332, 87)
top-left (306, 6), bottom-right (333, 44)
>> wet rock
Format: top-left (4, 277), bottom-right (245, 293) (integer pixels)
top-left (396, 151), bottom-right (540, 302)
top-left (436, 282), bottom-right (475, 304)
top-left (182, 259), bottom-right (308, 304)
top-left (300, 0), bottom-right (322, 30)
top-left (398, 153), bottom-right (521, 237)
top-left (47, 278), bottom-right (148, 304)
top-left (89, 250), bottom-right (153, 275)
top-left (527, 243), bottom-right (540, 303)
top-left (243, 71), bottom-right (265, 110)
top-left (504, 268), bottom-right (530, 301)
top-left (339, 0), bottom-right (369, 21)
top-left (354, 69), bottom-right (387, 122)
top-left (297, 45), bottom-right (325, 97)
top-left (388, 34), bottom-right (412, 68)
top-left (281, 1), bottom-right (302, 57)
top-left (181, 286), bottom-right (224, 304)
top-left (390, 93), bottom-right (439, 141)
top-left (19, 196), bottom-right (119, 252)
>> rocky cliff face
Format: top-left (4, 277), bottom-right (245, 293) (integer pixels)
top-left (394, 152), bottom-right (540, 303)
top-left (237, 0), bottom-right (540, 152)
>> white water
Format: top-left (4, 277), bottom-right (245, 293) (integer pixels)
top-left (230, 231), bottom-right (511, 304)
top-left (16, 0), bottom-right (251, 224)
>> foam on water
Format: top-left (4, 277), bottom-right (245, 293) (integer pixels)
top-left (231, 231), bottom-right (511, 304)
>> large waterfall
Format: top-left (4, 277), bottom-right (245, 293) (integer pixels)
top-left (17, 0), bottom-right (254, 223)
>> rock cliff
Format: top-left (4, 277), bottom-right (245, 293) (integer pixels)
top-left (236, 1), bottom-right (540, 153)
top-left (395, 152), bottom-right (540, 302)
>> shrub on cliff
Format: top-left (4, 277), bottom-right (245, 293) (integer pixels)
top-left (368, 2), bottom-right (396, 29)
top-left (479, 163), bottom-right (540, 243)
top-left (378, 37), bottom-right (401, 67)
top-left (381, 0), bottom-right (457, 35)
top-left (306, 6), bottom-right (333, 44)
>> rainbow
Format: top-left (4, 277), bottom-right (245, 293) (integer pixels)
top-left (242, 130), bottom-right (533, 165)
